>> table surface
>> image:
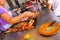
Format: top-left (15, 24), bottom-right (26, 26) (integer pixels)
top-left (1, 8), bottom-right (60, 40)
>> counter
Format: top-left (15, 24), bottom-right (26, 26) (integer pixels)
top-left (1, 8), bottom-right (60, 40)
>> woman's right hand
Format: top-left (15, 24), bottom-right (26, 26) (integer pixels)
top-left (18, 11), bottom-right (38, 22)
top-left (18, 11), bottom-right (35, 21)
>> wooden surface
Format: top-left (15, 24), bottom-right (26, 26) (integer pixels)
top-left (1, 8), bottom-right (60, 40)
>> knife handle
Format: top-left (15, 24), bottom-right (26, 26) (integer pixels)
top-left (49, 21), bottom-right (56, 26)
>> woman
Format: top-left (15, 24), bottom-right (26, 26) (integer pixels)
top-left (47, 0), bottom-right (60, 21)
top-left (0, 0), bottom-right (37, 32)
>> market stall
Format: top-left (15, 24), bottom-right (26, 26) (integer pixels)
top-left (0, 8), bottom-right (60, 40)
top-left (0, 0), bottom-right (60, 40)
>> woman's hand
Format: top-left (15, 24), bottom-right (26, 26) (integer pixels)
top-left (32, 11), bottom-right (39, 18)
top-left (18, 11), bottom-right (34, 21)
top-left (18, 11), bottom-right (37, 21)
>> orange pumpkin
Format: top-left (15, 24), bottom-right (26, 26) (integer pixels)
top-left (37, 21), bottom-right (60, 36)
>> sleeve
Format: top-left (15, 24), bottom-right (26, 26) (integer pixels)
top-left (0, 8), bottom-right (6, 14)
top-left (48, 0), bottom-right (53, 5)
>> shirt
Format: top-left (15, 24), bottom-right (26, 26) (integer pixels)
top-left (0, 7), bottom-right (12, 31)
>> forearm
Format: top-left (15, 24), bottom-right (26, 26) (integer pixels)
top-left (12, 8), bottom-right (19, 13)
top-left (47, 4), bottom-right (52, 10)
top-left (10, 14), bottom-right (24, 24)
top-left (12, 8), bottom-right (21, 13)
top-left (1, 11), bottom-right (36, 24)
top-left (47, 4), bottom-right (53, 12)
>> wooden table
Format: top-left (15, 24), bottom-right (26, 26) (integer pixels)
top-left (1, 8), bottom-right (60, 40)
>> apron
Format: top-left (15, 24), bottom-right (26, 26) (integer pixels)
top-left (53, 0), bottom-right (60, 22)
